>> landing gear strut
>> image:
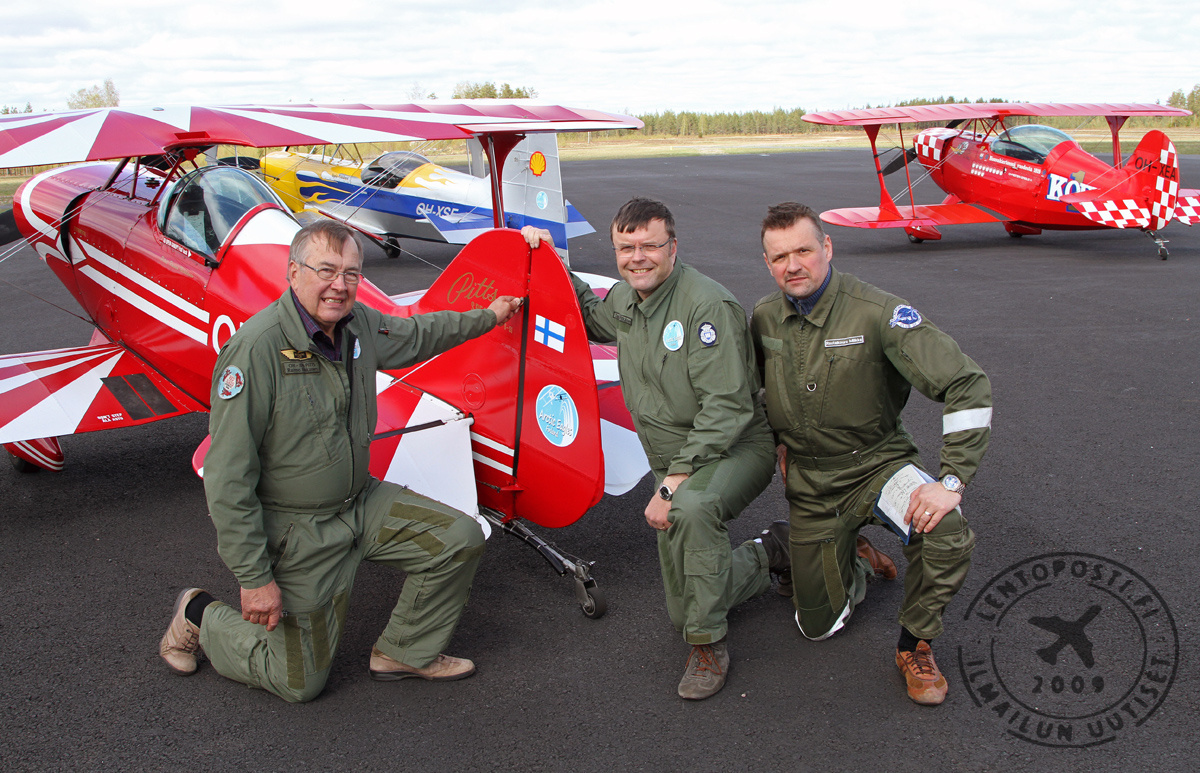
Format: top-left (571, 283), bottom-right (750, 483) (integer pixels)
top-left (1146, 230), bottom-right (1169, 259)
top-left (480, 508), bottom-right (607, 619)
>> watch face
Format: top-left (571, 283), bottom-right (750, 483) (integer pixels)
top-left (942, 475), bottom-right (962, 492)
top-left (658, 485), bottom-right (673, 501)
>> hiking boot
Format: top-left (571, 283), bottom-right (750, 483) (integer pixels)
top-left (677, 642), bottom-right (729, 700)
top-left (857, 535), bottom-right (898, 581)
top-left (761, 520), bottom-right (793, 596)
top-left (895, 641), bottom-right (948, 705)
top-left (369, 647), bottom-right (476, 681)
top-left (160, 588), bottom-right (204, 676)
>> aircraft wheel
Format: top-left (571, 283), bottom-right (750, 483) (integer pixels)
top-left (8, 453), bottom-right (40, 474)
top-left (579, 581), bottom-right (607, 619)
top-left (907, 234), bottom-right (924, 244)
top-left (1159, 247), bottom-right (1170, 260)
top-left (383, 243), bottom-right (402, 259)
top-left (1009, 231), bottom-right (1023, 238)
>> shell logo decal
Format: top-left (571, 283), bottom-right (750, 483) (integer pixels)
top-left (529, 151), bottom-right (547, 177)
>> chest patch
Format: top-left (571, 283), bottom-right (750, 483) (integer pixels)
top-left (612, 311), bottom-right (632, 325)
top-left (824, 335), bottom-right (864, 348)
top-left (663, 320), bottom-right (684, 351)
top-left (888, 305), bottom-right (922, 329)
top-left (697, 321), bottom-right (717, 347)
top-left (217, 366), bottom-right (244, 399)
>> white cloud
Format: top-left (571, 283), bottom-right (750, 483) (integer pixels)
top-left (1, 0), bottom-right (1197, 114)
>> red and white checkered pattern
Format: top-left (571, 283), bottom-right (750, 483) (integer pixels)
top-left (1074, 198), bottom-right (1152, 229)
top-left (914, 128), bottom-right (961, 166)
top-left (1147, 140), bottom-right (1180, 230)
top-left (1174, 193), bottom-right (1200, 226)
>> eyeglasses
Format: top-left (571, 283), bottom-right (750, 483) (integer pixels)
top-left (299, 261), bottom-right (363, 285)
top-left (614, 238), bottom-right (674, 259)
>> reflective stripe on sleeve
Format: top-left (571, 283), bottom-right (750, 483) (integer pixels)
top-left (943, 407), bottom-right (992, 435)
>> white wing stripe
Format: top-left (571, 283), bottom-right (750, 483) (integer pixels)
top-left (0, 348), bottom-right (114, 395)
top-left (0, 352), bottom-right (123, 443)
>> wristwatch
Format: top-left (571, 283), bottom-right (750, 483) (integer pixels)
top-left (941, 474), bottom-right (965, 495)
top-left (657, 484), bottom-right (674, 501)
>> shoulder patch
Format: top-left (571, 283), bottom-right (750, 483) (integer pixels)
top-left (217, 366), bottom-right (245, 399)
top-left (888, 305), bottom-right (922, 329)
top-left (662, 320), bottom-right (684, 351)
top-left (697, 321), bottom-right (718, 347)
top-left (353, 339), bottom-right (361, 360)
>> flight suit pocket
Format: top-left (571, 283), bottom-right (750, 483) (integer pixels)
top-left (762, 349), bottom-right (800, 432)
top-left (683, 545), bottom-right (730, 576)
top-left (819, 355), bottom-right (884, 431)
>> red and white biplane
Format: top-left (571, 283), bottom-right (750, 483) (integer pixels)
top-left (802, 102), bottom-right (1198, 257)
top-left (0, 102), bottom-right (647, 616)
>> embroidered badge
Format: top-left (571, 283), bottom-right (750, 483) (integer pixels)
top-left (217, 366), bottom-right (244, 399)
top-left (353, 339), bottom-right (361, 360)
top-left (824, 335), bottom-right (865, 348)
top-left (889, 305), bottom-right (922, 329)
top-left (535, 385), bottom-right (579, 447)
top-left (698, 321), bottom-right (717, 347)
top-left (662, 320), bottom-right (684, 351)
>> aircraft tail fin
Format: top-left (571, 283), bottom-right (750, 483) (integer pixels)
top-left (467, 134), bottom-right (593, 260)
top-left (1063, 130), bottom-right (1180, 230)
top-left (390, 229), bottom-right (605, 528)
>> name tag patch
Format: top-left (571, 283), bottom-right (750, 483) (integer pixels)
top-left (824, 335), bottom-right (864, 348)
top-left (281, 349), bottom-right (319, 375)
top-left (612, 312), bottom-right (632, 325)
top-left (283, 360), bottom-right (319, 375)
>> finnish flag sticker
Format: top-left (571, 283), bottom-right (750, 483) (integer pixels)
top-left (534, 315), bottom-right (566, 352)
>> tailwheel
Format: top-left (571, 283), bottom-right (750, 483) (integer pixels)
top-left (1146, 230), bottom-right (1169, 260)
top-left (576, 578), bottom-right (607, 619)
top-left (907, 233), bottom-right (923, 244)
top-left (8, 453), bottom-right (40, 474)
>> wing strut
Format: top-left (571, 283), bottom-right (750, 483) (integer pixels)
top-left (1105, 115), bottom-right (1129, 167)
top-left (867, 125), bottom-right (904, 218)
top-left (481, 132), bottom-right (527, 228)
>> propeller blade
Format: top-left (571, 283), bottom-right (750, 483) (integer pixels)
top-left (0, 207), bottom-right (20, 246)
top-left (881, 148), bottom-right (918, 176)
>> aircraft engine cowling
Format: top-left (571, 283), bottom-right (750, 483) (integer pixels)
top-left (913, 128), bottom-right (963, 170)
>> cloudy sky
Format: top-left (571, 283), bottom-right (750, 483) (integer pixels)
top-left (2, 0), bottom-right (1197, 116)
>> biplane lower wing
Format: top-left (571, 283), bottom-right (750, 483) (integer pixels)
top-left (820, 203), bottom-right (1005, 229)
top-left (0, 340), bottom-right (205, 445)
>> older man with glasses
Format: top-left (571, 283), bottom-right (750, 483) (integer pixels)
top-left (524, 198), bottom-right (789, 700)
top-left (160, 220), bottom-right (522, 703)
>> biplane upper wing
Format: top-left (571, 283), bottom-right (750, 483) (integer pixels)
top-left (802, 102), bottom-right (1192, 126)
top-left (0, 338), bottom-right (206, 445)
top-left (0, 103), bottom-right (643, 168)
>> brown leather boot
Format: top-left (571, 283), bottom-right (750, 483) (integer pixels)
top-left (369, 647), bottom-right (476, 681)
top-left (857, 535), bottom-right (898, 581)
top-left (896, 641), bottom-right (948, 705)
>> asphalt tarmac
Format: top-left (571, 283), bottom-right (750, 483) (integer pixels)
top-left (2, 151), bottom-right (1197, 772)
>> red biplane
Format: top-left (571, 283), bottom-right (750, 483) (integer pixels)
top-left (802, 102), bottom-right (1198, 257)
top-left (0, 102), bottom-right (646, 616)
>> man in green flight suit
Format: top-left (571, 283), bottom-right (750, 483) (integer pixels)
top-left (751, 203), bottom-right (991, 705)
top-left (522, 198), bottom-right (790, 700)
top-left (159, 220), bottom-right (523, 703)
